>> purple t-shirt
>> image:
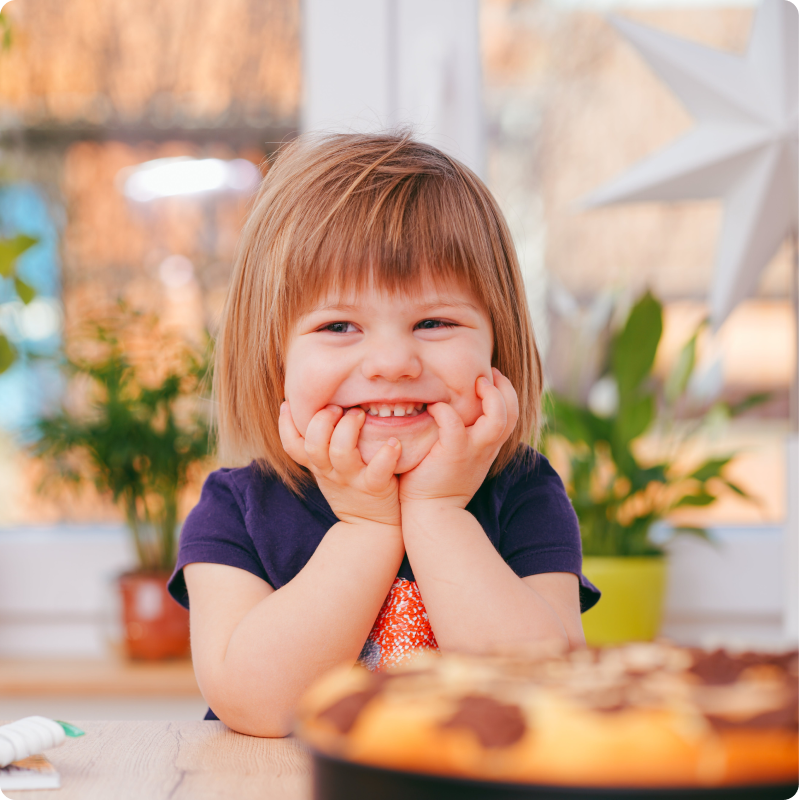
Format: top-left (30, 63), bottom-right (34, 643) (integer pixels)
top-left (169, 446), bottom-right (599, 609)
top-left (168, 446), bottom-right (598, 720)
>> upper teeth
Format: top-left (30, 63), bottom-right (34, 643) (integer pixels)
top-left (362, 403), bottom-right (425, 417)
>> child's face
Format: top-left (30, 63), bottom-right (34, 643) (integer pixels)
top-left (284, 277), bottom-right (494, 473)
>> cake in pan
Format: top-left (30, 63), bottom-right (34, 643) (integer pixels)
top-left (297, 643), bottom-right (798, 790)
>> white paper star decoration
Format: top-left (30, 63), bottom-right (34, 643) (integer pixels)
top-left (583, 0), bottom-right (798, 327)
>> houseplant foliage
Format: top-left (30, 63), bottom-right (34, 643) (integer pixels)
top-left (0, 13), bottom-right (36, 375)
top-left (0, 233), bottom-right (38, 374)
top-left (542, 291), bottom-right (762, 642)
top-left (32, 304), bottom-right (212, 572)
top-left (543, 290), bottom-right (757, 556)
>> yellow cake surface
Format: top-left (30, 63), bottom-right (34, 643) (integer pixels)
top-left (296, 643), bottom-right (799, 789)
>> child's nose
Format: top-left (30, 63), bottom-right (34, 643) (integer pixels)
top-left (361, 336), bottom-right (422, 382)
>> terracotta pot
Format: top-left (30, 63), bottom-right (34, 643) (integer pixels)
top-left (118, 571), bottom-right (190, 660)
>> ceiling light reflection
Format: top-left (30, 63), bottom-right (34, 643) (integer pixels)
top-left (119, 157), bottom-right (260, 202)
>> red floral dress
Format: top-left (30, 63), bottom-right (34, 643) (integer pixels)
top-left (357, 577), bottom-right (439, 671)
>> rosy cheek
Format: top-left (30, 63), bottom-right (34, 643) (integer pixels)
top-left (283, 384), bottom-right (314, 436)
top-left (454, 380), bottom-right (487, 426)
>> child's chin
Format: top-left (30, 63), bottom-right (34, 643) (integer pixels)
top-left (358, 439), bottom-right (433, 474)
top-left (392, 452), bottom-right (427, 474)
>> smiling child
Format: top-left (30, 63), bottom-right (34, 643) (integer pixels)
top-left (168, 132), bottom-right (600, 737)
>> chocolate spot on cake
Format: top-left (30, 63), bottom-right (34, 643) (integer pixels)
top-left (689, 650), bottom-right (752, 685)
top-left (316, 673), bottom-right (395, 734)
top-left (440, 695), bottom-right (526, 748)
top-left (690, 649), bottom-right (799, 685)
top-left (317, 689), bottom-right (379, 734)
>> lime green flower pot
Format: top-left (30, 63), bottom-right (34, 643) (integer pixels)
top-left (581, 556), bottom-right (667, 646)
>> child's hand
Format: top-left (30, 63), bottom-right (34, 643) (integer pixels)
top-left (279, 403), bottom-right (403, 528)
top-left (398, 369), bottom-right (519, 508)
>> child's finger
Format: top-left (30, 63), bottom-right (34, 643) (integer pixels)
top-left (426, 402), bottom-right (467, 452)
top-left (469, 375), bottom-right (508, 447)
top-left (278, 402), bottom-right (310, 467)
top-left (329, 408), bottom-right (367, 474)
top-left (303, 405), bottom-right (342, 474)
top-left (363, 437), bottom-right (402, 492)
top-left (492, 368), bottom-right (520, 439)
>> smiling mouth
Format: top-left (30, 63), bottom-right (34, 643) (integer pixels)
top-left (354, 402), bottom-right (427, 418)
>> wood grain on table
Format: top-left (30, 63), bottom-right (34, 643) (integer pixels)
top-left (2, 721), bottom-right (312, 800)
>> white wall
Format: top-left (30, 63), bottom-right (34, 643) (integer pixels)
top-left (0, 522), bottom-right (790, 657)
top-left (302, 0), bottom-right (485, 177)
top-left (661, 525), bottom-right (787, 647)
top-left (0, 525), bottom-right (136, 658)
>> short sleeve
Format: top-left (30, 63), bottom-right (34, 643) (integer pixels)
top-left (168, 470), bottom-right (270, 609)
top-left (498, 455), bottom-right (600, 613)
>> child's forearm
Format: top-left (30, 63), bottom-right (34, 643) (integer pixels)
top-left (401, 502), bottom-right (569, 654)
top-left (208, 520), bottom-right (403, 737)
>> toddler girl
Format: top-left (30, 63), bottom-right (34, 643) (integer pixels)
top-left (168, 132), bottom-right (599, 737)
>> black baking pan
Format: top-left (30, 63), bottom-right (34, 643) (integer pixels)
top-left (312, 752), bottom-right (798, 800)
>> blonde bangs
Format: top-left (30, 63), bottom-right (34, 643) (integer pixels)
top-left (214, 132), bottom-right (542, 494)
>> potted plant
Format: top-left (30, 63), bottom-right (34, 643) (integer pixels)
top-left (32, 304), bottom-right (212, 659)
top-left (542, 291), bottom-right (764, 645)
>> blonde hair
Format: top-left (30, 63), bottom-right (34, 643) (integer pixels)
top-left (214, 131), bottom-right (542, 493)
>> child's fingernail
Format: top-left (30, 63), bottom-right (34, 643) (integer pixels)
top-left (346, 407), bottom-right (363, 416)
top-left (478, 376), bottom-right (490, 386)
top-left (388, 437), bottom-right (399, 448)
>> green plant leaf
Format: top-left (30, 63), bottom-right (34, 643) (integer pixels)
top-left (674, 491), bottom-right (716, 508)
top-left (727, 392), bottom-right (772, 417)
top-left (722, 479), bottom-right (750, 498)
top-left (607, 438), bottom-right (636, 479)
top-left (14, 276), bottom-right (36, 304)
top-left (688, 456), bottom-right (733, 482)
top-left (664, 324), bottom-right (703, 405)
top-left (546, 393), bottom-right (612, 447)
top-left (0, 234), bottom-right (37, 278)
top-left (611, 291), bottom-right (662, 398)
top-left (0, 11), bottom-right (13, 51)
top-left (614, 392), bottom-right (654, 448)
top-left (626, 462), bottom-right (668, 494)
top-left (0, 332), bottom-right (15, 374)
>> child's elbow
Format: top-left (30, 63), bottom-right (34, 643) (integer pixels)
top-left (224, 714), bottom-right (294, 739)
top-left (205, 691), bottom-right (296, 738)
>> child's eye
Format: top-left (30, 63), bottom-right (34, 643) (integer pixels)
top-left (320, 321), bottom-right (357, 334)
top-left (415, 319), bottom-right (457, 330)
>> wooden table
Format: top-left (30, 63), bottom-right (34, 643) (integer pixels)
top-left (2, 721), bottom-right (313, 800)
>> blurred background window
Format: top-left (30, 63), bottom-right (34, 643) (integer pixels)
top-left (0, 183), bottom-right (62, 432)
top-left (0, 0), bottom-right (793, 681)
top-left (1, 0), bottom-right (788, 528)
top-left (0, 0), bottom-right (300, 525)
